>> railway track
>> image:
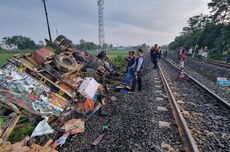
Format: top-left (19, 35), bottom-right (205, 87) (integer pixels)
top-left (158, 64), bottom-right (199, 152)
top-left (158, 58), bottom-right (230, 151)
top-left (190, 58), bottom-right (230, 69)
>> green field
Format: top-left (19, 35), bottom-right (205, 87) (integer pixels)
top-left (0, 52), bottom-right (11, 65)
top-left (88, 50), bottom-right (129, 67)
top-left (0, 49), bottom-right (34, 66)
top-left (0, 49), bottom-right (129, 67)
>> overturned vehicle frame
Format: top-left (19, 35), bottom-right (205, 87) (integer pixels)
top-left (0, 35), bottom-right (123, 143)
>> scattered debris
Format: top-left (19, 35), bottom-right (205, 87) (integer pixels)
top-left (30, 139), bottom-right (57, 152)
top-left (91, 121), bottom-right (110, 146)
top-left (217, 77), bottom-right (230, 87)
top-left (78, 77), bottom-right (99, 99)
top-left (157, 106), bottom-right (168, 112)
top-left (110, 96), bottom-right (118, 102)
top-left (85, 103), bottom-right (103, 121)
top-left (31, 119), bottom-right (54, 138)
top-left (159, 121), bottom-right (171, 128)
top-left (0, 35), bottom-right (125, 150)
top-left (92, 133), bottom-right (105, 146)
top-left (0, 103), bottom-right (21, 143)
top-left (61, 119), bottom-right (85, 134)
top-left (52, 132), bottom-right (70, 149)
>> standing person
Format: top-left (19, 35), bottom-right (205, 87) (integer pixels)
top-left (178, 47), bottom-right (182, 62)
top-left (163, 49), bottom-right (168, 58)
top-left (198, 47), bottom-right (203, 59)
top-left (125, 51), bottom-right (132, 73)
top-left (188, 47), bottom-right (193, 57)
top-left (124, 51), bottom-right (135, 88)
top-left (150, 44), bottom-right (159, 69)
top-left (179, 48), bottom-right (186, 68)
top-left (158, 46), bottom-right (162, 60)
top-left (131, 49), bottom-right (144, 92)
top-left (193, 45), bottom-right (198, 57)
top-left (202, 46), bottom-right (208, 61)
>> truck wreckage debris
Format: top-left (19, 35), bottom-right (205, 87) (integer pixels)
top-left (0, 35), bottom-right (123, 151)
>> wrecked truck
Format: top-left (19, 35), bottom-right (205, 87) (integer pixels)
top-left (0, 35), bottom-right (123, 143)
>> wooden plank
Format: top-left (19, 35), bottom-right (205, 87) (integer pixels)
top-left (2, 114), bottom-right (21, 142)
top-left (85, 103), bottom-right (102, 122)
top-left (92, 133), bottom-right (105, 146)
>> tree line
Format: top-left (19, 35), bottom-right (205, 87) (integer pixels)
top-left (0, 36), bottom-right (114, 51)
top-left (169, 0), bottom-right (230, 56)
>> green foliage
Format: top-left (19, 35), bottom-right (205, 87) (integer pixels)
top-left (9, 122), bottom-right (36, 143)
top-left (112, 55), bottom-right (125, 67)
top-left (169, 0), bottom-right (230, 59)
top-left (0, 51), bottom-right (11, 66)
top-left (76, 39), bottom-right (98, 50)
top-left (2, 35), bottom-right (36, 50)
top-left (9, 111), bottom-right (36, 143)
top-left (208, 0), bottom-right (230, 24)
top-left (0, 117), bottom-right (5, 129)
top-left (76, 39), bottom-right (114, 51)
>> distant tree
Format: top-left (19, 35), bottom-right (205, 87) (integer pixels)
top-left (2, 35), bottom-right (36, 50)
top-left (79, 39), bottom-right (85, 44)
top-left (109, 44), bottom-right (113, 49)
top-left (208, 0), bottom-right (230, 24)
top-left (39, 40), bottom-right (44, 46)
top-left (2, 37), bottom-right (13, 48)
top-left (103, 43), bottom-right (109, 50)
top-left (76, 39), bottom-right (98, 50)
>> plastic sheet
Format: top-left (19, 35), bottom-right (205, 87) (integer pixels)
top-left (31, 119), bottom-right (54, 137)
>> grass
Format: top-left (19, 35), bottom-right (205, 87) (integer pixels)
top-left (0, 49), bottom-right (33, 66)
top-left (87, 50), bottom-right (129, 67)
top-left (9, 122), bottom-right (36, 143)
top-left (0, 117), bottom-right (5, 129)
top-left (9, 111), bottom-right (36, 143)
top-left (0, 52), bottom-right (11, 66)
top-left (0, 49), bottom-right (129, 66)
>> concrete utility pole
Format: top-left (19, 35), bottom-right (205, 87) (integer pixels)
top-left (42, 0), bottom-right (52, 42)
top-left (98, 0), bottom-right (105, 51)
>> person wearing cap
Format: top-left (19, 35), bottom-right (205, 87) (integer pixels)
top-left (131, 49), bottom-right (144, 92)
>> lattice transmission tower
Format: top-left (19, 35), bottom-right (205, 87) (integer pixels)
top-left (97, 0), bottom-right (105, 51)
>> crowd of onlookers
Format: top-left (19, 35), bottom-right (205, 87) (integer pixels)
top-left (120, 45), bottom-right (230, 93)
top-left (179, 46), bottom-right (230, 64)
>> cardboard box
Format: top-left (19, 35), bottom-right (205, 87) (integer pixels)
top-left (34, 48), bottom-right (54, 64)
top-left (78, 77), bottom-right (99, 99)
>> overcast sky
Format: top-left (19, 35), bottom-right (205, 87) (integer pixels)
top-left (0, 0), bottom-right (210, 46)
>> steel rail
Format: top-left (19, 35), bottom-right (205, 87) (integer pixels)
top-left (163, 57), bottom-right (230, 108)
top-left (191, 58), bottom-right (230, 69)
top-left (206, 59), bottom-right (230, 69)
top-left (158, 64), bottom-right (199, 152)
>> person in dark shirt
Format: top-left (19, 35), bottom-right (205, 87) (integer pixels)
top-left (131, 49), bottom-right (144, 92)
top-left (150, 44), bottom-right (159, 69)
top-left (124, 51), bottom-right (135, 88)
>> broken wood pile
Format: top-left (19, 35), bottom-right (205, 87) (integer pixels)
top-left (0, 35), bottom-right (123, 152)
